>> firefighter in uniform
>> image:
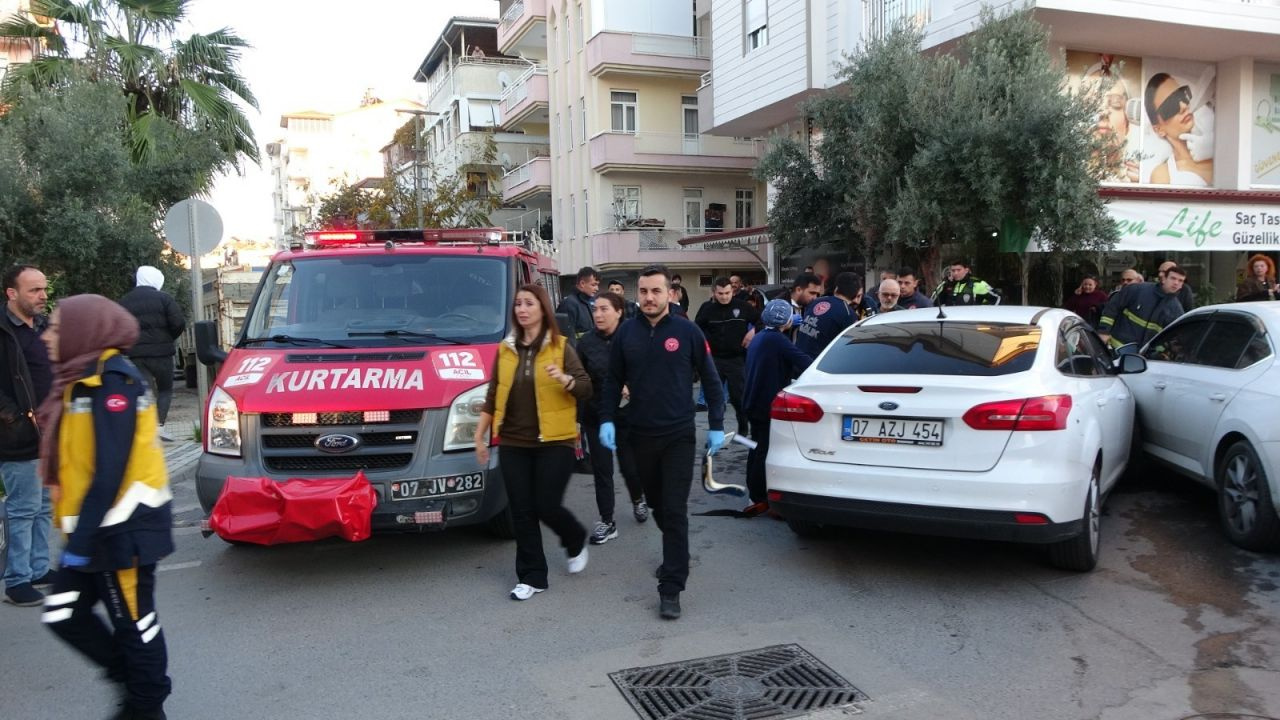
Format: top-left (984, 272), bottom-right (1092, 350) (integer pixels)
top-left (932, 259), bottom-right (999, 306)
top-left (37, 295), bottom-right (174, 720)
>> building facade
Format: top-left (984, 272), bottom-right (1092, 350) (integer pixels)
top-left (498, 0), bottom-right (771, 299)
top-left (704, 0), bottom-right (1280, 300)
top-left (268, 93), bottom-right (425, 247)
top-left (411, 17), bottom-right (551, 236)
top-left (0, 0), bottom-right (53, 84)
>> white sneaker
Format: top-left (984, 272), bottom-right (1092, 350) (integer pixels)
top-left (509, 583), bottom-right (545, 601)
top-left (157, 424), bottom-right (174, 442)
top-left (567, 546), bottom-right (589, 574)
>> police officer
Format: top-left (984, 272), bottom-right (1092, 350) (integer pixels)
top-left (795, 272), bottom-right (862, 358)
top-left (695, 276), bottom-right (759, 437)
top-left (932, 259), bottom-right (998, 306)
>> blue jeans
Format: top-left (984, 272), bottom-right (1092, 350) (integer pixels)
top-left (1, 459), bottom-right (52, 587)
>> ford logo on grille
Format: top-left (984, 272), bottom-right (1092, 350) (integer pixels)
top-left (878, 401), bottom-right (899, 411)
top-left (315, 433), bottom-right (360, 453)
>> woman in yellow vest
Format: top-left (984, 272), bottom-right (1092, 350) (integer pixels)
top-left (36, 294), bottom-right (173, 720)
top-left (474, 283), bottom-right (593, 601)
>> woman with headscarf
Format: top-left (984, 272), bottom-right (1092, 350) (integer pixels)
top-left (37, 294), bottom-right (174, 720)
top-left (1237, 254), bottom-right (1278, 302)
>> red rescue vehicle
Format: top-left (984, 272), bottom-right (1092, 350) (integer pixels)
top-left (192, 228), bottom-right (561, 540)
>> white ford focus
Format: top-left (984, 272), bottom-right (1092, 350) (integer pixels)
top-left (765, 306), bottom-right (1147, 571)
top-left (1125, 302), bottom-right (1280, 552)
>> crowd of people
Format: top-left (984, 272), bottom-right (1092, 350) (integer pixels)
top-left (3, 264), bottom-right (180, 719)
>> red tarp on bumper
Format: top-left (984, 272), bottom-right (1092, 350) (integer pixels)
top-left (209, 472), bottom-right (377, 545)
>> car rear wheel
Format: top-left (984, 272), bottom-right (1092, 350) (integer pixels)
top-left (1048, 467), bottom-right (1101, 572)
top-left (785, 517), bottom-right (824, 538)
top-left (1216, 441), bottom-right (1280, 552)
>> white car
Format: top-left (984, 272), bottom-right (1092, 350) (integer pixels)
top-left (765, 306), bottom-right (1147, 571)
top-left (1125, 302), bottom-right (1280, 552)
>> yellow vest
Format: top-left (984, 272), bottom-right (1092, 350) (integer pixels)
top-left (54, 349), bottom-right (172, 535)
top-left (492, 334), bottom-right (578, 442)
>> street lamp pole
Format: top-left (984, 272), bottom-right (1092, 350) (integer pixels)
top-left (396, 108), bottom-right (438, 229)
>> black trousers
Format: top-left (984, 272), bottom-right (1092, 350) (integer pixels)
top-left (500, 444), bottom-right (586, 589)
top-left (713, 355), bottom-right (749, 437)
top-left (747, 415), bottom-right (772, 504)
top-left (581, 416), bottom-right (644, 523)
top-left (132, 355), bottom-right (174, 425)
top-left (43, 564), bottom-right (171, 712)
top-left (630, 429), bottom-right (696, 595)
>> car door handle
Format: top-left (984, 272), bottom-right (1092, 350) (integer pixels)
top-left (1096, 398), bottom-right (1109, 407)
top-left (1210, 393), bottom-right (1227, 402)
top-left (1153, 381), bottom-right (1167, 390)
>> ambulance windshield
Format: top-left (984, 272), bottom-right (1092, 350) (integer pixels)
top-left (242, 255), bottom-right (510, 347)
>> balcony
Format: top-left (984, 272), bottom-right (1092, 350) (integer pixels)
top-left (586, 31), bottom-right (709, 78)
top-left (421, 57), bottom-right (530, 115)
top-left (497, 0), bottom-right (548, 59)
top-left (499, 65), bottom-right (549, 130)
top-left (863, 0), bottom-right (934, 43)
top-left (501, 156), bottom-right (552, 204)
top-left (589, 132), bottom-right (762, 174)
top-left (588, 228), bottom-right (763, 269)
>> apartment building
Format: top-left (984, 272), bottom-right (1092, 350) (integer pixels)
top-left (267, 93), bottom-right (425, 248)
top-left (498, 0), bottom-right (770, 297)
top-left (703, 0), bottom-right (1280, 298)
top-left (411, 17), bottom-right (552, 235)
top-left (0, 0), bottom-right (53, 83)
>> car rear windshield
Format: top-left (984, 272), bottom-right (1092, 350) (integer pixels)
top-left (816, 322), bottom-right (1042, 376)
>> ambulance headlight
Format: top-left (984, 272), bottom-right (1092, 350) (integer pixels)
top-left (206, 386), bottom-right (242, 457)
top-left (443, 384), bottom-right (487, 452)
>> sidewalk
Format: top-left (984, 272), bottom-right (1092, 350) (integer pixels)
top-left (163, 384), bottom-right (203, 484)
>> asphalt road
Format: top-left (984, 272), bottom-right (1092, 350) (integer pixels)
top-left (2, 403), bottom-right (1278, 719)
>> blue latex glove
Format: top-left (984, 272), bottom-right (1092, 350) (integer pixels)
top-left (61, 551), bottom-right (91, 569)
top-left (599, 422), bottom-right (617, 451)
top-left (706, 430), bottom-right (725, 455)
top-left (790, 313), bottom-right (803, 326)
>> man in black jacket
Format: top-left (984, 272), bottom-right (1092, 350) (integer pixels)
top-left (2, 265), bottom-right (54, 606)
top-left (695, 276), bottom-right (759, 437)
top-left (118, 266), bottom-right (185, 441)
top-left (556, 266), bottom-right (599, 339)
top-left (599, 265), bottom-right (725, 620)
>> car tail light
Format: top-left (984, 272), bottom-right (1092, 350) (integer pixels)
top-left (962, 395), bottom-right (1072, 431)
top-left (770, 391), bottom-right (824, 423)
top-left (768, 491), bottom-right (783, 503)
top-left (1014, 513), bottom-right (1049, 524)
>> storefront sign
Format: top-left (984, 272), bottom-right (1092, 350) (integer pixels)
top-left (1107, 199), bottom-right (1280, 251)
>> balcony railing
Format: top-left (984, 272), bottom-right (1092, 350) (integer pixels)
top-left (500, 0), bottom-right (526, 31)
top-left (863, 0), bottom-right (933, 42)
top-left (500, 64), bottom-right (548, 123)
top-left (588, 228), bottom-right (763, 267)
top-left (589, 132), bottom-right (762, 172)
top-left (422, 56), bottom-right (531, 109)
top-left (632, 32), bottom-right (709, 58)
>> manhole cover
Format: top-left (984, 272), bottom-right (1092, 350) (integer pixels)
top-left (609, 644), bottom-right (867, 720)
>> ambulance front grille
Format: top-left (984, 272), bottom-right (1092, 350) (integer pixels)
top-left (258, 410), bottom-right (425, 475)
top-left (261, 410), bottom-right (422, 427)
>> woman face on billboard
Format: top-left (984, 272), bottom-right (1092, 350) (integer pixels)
top-left (1149, 75), bottom-right (1195, 138)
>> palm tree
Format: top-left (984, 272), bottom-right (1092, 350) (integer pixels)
top-left (0, 0), bottom-right (259, 169)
